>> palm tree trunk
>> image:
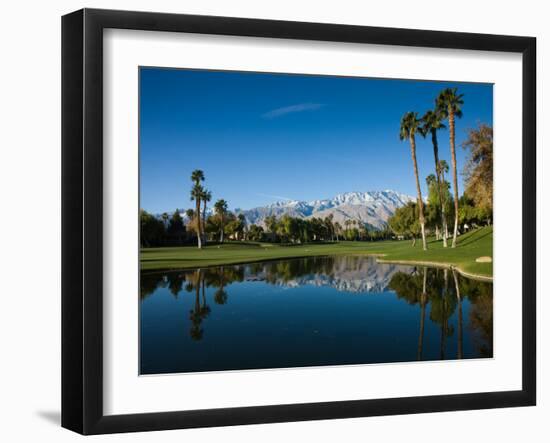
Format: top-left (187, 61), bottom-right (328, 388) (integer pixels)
top-left (195, 200), bottom-right (202, 249)
top-left (432, 130), bottom-right (448, 247)
top-left (449, 111), bottom-right (459, 248)
top-left (219, 215), bottom-right (224, 243)
top-left (202, 201), bottom-right (207, 246)
top-left (410, 135), bottom-right (427, 250)
top-left (440, 169), bottom-right (450, 240)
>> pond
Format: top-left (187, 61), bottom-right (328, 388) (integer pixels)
top-left (140, 256), bottom-right (493, 374)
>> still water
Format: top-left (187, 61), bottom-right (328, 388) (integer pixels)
top-left (140, 256), bottom-right (493, 374)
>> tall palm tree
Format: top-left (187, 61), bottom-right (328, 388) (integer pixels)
top-left (201, 189), bottom-right (212, 245)
top-left (421, 109), bottom-right (448, 247)
top-left (437, 88), bottom-right (464, 248)
top-left (400, 112), bottom-right (427, 251)
top-left (214, 199), bottom-right (228, 243)
top-left (190, 170), bottom-right (205, 249)
top-left (190, 184), bottom-right (204, 249)
top-left (437, 160), bottom-right (450, 240)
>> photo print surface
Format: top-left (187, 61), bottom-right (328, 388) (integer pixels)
top-left (139, 67), bottom-right (493, 375)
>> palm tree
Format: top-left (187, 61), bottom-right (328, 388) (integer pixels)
top-left (190, 184), bottom-right (204, 249)
top-left (189, 170), bottom-right (205, 249)
top-left (344, 219), bottom-right (352, 239)
top-left (437, 88), bottom-right (464, 248)
top-left (334, 222), bottom-right (342, 241)
top-left (325, 214), bottom-right (334, 242)
top-left (185, 208), bottom-right (195, 233)
top-left (214, 199), bottom-right (228, 243)
top-left (437, 160), bottom-right (450, 240)
top-left (438, 160), bottom-right (449, 179)
top-left (400, 111), bottom-right (427, 250)
top-left (421, 109), bottom-right (448, 247)
top-left (191, 169), bottom-right (205, 185)
top-left (237, 213), bottom-right (247, 240)
top-left (161, 212), bottom-right (169, 228)
top-left (201, 189), bottom-right (212, 245)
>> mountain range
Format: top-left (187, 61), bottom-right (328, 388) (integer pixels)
top-left (244, 256), bottom-right (415, 293)
top-left (234, 190), bottom-right (414, 230)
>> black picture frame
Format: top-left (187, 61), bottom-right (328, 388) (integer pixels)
top-left (62, 8), bottom-right (536, 435)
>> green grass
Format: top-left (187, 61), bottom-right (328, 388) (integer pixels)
top-left (141, 226), bottom-right (493, 278)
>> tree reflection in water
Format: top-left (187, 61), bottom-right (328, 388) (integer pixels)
top-left (141, 266), bottom-right (245, 341)
top-left (389, 266), bottom-right (493, 359)
top-left (141, 256), bottom-right (492, 355)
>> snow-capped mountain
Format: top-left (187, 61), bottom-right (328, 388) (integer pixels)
top-left (236, 190), bottom-right (414, 230)
top-left (243, 256), bottom-right (415, 294)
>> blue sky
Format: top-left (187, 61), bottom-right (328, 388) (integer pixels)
top-left (140, 67), bottom-right (492, 213)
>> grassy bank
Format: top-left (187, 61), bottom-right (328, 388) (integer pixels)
top-left (141, 226), bottom-right (493, 278)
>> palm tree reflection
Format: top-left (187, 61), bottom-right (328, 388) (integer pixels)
top-left (431, 269), bottom-right (457, 359)
top-left (452, 270), bottom-right (463, 359)
top-left (417, 267), bottom-right (427, 360)
top-left (189, 270), bottom-right (206, 341)
top-left (389, 267), bottom-right (492, 360)
top-left (141, 257), bottom-right (492, 355)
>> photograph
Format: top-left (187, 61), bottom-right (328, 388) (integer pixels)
top-left (139, 67), bottom-right (494, 375)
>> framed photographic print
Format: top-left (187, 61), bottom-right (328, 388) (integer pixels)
top-left (62, 8), bottom-right (536, 434)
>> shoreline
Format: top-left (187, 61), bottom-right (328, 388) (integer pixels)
top-left (141, 252), bottom-right (377, 275)
top-left (375, 257), bottom-right (493, 282)
top-left (141, 251), bottom-right (493, 282)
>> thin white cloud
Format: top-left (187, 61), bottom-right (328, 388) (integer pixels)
top-left (255, 192), bottom-right (295, 202)
top-left (262, 103), bottom-right (324, 119)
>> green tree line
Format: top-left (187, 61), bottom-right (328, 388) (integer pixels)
top-left (142, 169), bottom-right (398, 248)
